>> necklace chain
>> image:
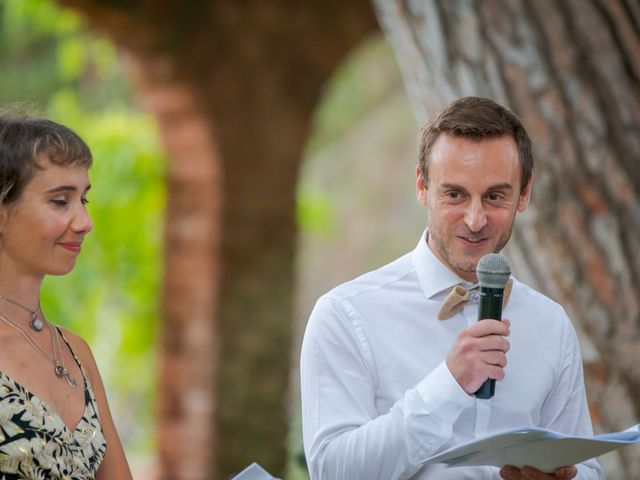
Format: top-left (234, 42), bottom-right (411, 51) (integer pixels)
top-left (0, 310), bottom-right (76, 388)
top-left (0, 293), bottom-right (43, 332)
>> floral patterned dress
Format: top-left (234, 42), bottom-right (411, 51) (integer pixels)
top-left (0, 331), bottom-right (106, 479)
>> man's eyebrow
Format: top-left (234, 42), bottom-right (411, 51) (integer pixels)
top-left (485, 183), bottom-right (514, 191)
top-left (45, 184), bottom-right (92, 194)
top-left (439, 183), bottom-right (468, 192)
top-left (438, 182), bottom-right (514, 192)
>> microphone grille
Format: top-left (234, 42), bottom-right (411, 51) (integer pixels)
top-left (476, 253), bottom-right (511, 289)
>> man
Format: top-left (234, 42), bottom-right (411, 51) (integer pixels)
top-left (300, 97), bottom-right (602, 479)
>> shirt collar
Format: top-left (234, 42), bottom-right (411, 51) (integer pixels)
top-left (412, 230), bottom-right (476, 300)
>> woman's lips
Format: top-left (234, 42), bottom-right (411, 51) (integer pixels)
top-left (59, 242), bottom-right (81, 253)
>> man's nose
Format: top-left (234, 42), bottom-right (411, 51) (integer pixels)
top-left (464, 199), bottom-right (487, 232)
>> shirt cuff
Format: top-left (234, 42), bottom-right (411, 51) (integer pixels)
top-left (415, 361), bottom-right (474, 421)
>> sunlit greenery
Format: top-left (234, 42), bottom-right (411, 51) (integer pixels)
top-left (1, 0), bottom-right (165, 458)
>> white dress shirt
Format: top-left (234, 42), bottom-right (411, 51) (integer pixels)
top-left (300, 232), bottom-right (602, 479)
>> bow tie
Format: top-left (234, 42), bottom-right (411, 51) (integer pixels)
top-left (437, 279), bottom-right (513, 320)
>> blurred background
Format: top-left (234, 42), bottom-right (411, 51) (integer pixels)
top-left (1, 0), bottom-right (638, 479)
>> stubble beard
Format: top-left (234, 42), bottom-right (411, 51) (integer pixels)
top-left (427, 218), bottom-right (515, 277)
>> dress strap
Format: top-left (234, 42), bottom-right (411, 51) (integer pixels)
top-left (54, 326), bottom-right (103, 422)
top-left (55, 326), bottom-right (89, 385)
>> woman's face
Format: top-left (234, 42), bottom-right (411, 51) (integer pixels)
top-left (0, 156), bottom-right (93, 278)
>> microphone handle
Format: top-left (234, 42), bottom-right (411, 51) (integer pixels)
top-left (474, 286), bottom-right (504, 399)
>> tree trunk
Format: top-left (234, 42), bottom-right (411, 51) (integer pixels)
top-left (58, 1), bottom-right (378, 478)
top-left (373, 0), bottom-right (640, 477)
top-left (128, 59), bottom-right (223, 479)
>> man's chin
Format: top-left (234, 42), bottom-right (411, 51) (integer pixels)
top-left (453, 253), bottom-right (490, 275)
top-left (449, 257), bottom-right (479, 276)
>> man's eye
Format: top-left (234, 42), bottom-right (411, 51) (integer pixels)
top-left (488, 193), bottom-right (503, 201)
top-left (446, 191), bottom-right (460, 199)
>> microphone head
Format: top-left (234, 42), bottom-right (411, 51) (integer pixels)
top-left (476, 253), bottom-right (511, 289)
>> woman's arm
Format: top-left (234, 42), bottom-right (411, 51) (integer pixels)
top-left (64, 329), bottom-right (133, 480)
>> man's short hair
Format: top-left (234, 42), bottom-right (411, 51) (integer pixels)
top-left (418, 96), bottom-right (533, 192)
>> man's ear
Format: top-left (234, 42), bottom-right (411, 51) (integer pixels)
top-left (416, 166), bottom-right (428, 206)
top-left (517, 173), bottom-right (533, 212)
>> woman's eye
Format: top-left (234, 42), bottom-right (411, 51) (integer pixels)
top-left (81, 197), bottom-right (90, 205)
top-left (50, 199), bottom-right (68, 207)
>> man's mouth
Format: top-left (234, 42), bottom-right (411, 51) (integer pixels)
top-left (458, 236), bottom-right (487, 245)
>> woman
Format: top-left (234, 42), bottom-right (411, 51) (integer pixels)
top-left (0, 112), bottom-right (132, 479)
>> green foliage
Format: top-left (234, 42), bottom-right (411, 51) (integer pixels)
top-left (1, 0), bottom-right (164, 456)
top-left (0, 0), bottom-right (130, 108)
top-left (296, 185), bottom-right (335, 236)
top-left (296, 39), bottom-right (408, 242)
top-left (303, 39), bottom-right (403, 158)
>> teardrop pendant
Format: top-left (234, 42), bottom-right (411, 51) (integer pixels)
top-left (30, 314), bottom-right (43, 332)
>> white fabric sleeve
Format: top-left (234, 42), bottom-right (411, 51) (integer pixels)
top-left (300, 296), bottom-right (473, 480)
top-left (539, 309), bottom-right (603, 479)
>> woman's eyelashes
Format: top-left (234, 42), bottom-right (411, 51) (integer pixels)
top-left (49, 198), bottom-right (69, 207)
top-left (49, 196), bottom-right (89, 208)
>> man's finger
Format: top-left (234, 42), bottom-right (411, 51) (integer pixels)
top-left (468, 319), bottom-right (510, 337)
top-left (553, 466), bottom-right (577, 479)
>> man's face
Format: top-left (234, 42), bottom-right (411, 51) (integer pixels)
top-left (416, 133), bottom-right (531, 282)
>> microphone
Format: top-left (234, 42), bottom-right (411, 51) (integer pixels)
top-left (474, 253), bottom-right (511, 399)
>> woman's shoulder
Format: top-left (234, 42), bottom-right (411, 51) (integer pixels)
top-left (58, 326), bottom-right (100, 383)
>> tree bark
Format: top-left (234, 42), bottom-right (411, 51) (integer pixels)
top-left (57, 1), bottom-right (378, 478)
top-left (128, 60), bottom-right (223, 479)
top-left (373, 0), bottom-right (640, 477)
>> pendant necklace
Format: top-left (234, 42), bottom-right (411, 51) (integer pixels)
top-left (0, 293), bottom-right (43, 332)
top-left (0, 310), bottom-right (76, 388)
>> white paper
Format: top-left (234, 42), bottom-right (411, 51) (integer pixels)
top-left (231, 462), bottom-right (279, 480)
top-left (424, 423), bottom-right (640, 472)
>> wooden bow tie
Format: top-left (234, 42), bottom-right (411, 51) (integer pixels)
top-left (437, 279), bottom-right (513, 320)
